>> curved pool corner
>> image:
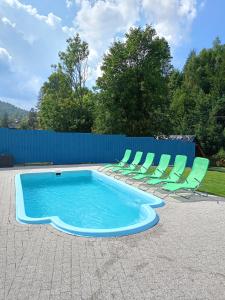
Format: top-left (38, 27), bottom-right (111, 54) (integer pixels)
top-left (15, 171), bottom-right (165, 237)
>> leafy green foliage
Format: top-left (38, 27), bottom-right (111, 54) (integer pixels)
top-left (38, 35), bottom-right (93, 132)
top-left (212, 148), bottom-right (225, 167)
top-left (58, 34), bottom-right (89, 101)
top-left (0, 100), bottom-right (28, 127)
top-left (169, 38), bottom-right (225, 155)
top-left (19, 108), bottom-right (38, 130)
top-left (36, 30), bottom-right (225, 159)
top-left (1, 112), bottom-right (9, 128)
top-left (94, 26), bottom-right (172, 136)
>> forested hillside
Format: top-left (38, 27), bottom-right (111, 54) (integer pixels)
top-left (0, 100), bottom-right (28, 127)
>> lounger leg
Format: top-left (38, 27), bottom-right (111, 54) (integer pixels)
top-left (193, 191), bottom-right (208, 197)
top-left (157, 190), bottom-right (189, 200)
top-left (179, 193), bottom-right (193, 199)
top-left (179, 187), bottom-right (208, 199)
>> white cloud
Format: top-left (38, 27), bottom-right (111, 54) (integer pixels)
top-left (71, 0), bottom-right (199, 86)
top-left (75, 0), bottom-right (139, 42)
top-left (142, 0), bottom-right (197, 45)
top-left (0, 0), bottom-right (69, 108)
top-left (66, 0), bottom-right (73, 8)
top-left (43, 12), bottom-right (62, 28)
top-left (1, 16), bottom-right (16, 27)
top-left (0, 47), bottom-right (12, 62)
top-left (19, 75), bottom-right (43, 97)
top-left (73, 0), bottom-right (140, 84)
top-left (62, 25), bottom-right (76, 36)
top-left (3, 0), bottom-right (40, 17)
top-left (3, 0), bottom-right (62, 28)
top-left (0, 0), bottom-right (200, 108)
top-left (73, 0), bottom-right (198, 54)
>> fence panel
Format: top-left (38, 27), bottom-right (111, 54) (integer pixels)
top-left (0, 128), bottom-right (195, 166)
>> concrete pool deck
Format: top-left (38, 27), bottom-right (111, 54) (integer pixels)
top-left (0, 164), bottom-right (225, 300)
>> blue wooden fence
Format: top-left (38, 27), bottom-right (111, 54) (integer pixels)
top-left (0, 128), bottom-right (195, 166)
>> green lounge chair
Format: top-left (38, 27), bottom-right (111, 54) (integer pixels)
top-left (139, 154), bottom-right (187, 191)
top-left (108, 151), bottom-right (143, 175)
top-left (114, 152), bottom-right (155, 180)
top-left (99, 149), bottom-right (131, 171)
top-left (130, 154), bottom-right (171, 182)
top-left (144, 155), bottom-right (187, 186)
top-left (162, 157), bottom-right (209, 197)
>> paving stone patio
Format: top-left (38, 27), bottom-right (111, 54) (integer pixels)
top-left (0, 165), bottom-right (225, 300)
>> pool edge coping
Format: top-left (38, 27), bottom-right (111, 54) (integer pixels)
top-left (15, 169), bottom-right (165, 237)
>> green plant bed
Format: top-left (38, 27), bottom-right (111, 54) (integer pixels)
top-left (146, 166), bottom-right (225, 198)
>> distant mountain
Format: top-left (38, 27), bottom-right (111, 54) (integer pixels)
top-left (0, 100), bottom-right (28, 122)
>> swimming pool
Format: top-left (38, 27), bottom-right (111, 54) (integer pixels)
top-left (16, 170), bottom-right (164, 237)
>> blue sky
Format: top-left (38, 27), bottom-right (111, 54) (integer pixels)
top-left (0, 0), bottom-right (224, 110)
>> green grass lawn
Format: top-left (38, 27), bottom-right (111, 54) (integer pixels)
top-left (147, 167), bottom-right (225, 198)
top-left (183, 168), bottom-right (225, 197)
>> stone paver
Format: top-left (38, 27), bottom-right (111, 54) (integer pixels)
top-left (0, 165), bottom-right (225, 300)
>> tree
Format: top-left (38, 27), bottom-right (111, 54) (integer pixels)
top-left (58, 34), bottom-right (89, 102)
top-left (94, 26), bottom-right (172, 136)
top-left (169, 38), bottom-right (225, 155)
top-left (38, 34), bottom-right (93, 132)
top-left (19, 117), bottom-right (29, 130)
top-left (38, 71), bottom-right (72, 130)
top-left (1, 112), bottom-right (9, 128)
top-left (27, 108), bottom-right (38, 129)
top-left (19, 108), bottom-right (38, 130)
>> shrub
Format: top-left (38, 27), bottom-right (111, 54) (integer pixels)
top-left (212, 148), bottom-right (225, 167)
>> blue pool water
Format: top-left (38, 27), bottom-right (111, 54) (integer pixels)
top-left (16, 170), bottom-right (164, 237)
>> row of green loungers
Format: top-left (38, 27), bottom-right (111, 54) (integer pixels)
top-left (99, 149), bottom-right (209, 198)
